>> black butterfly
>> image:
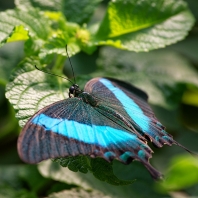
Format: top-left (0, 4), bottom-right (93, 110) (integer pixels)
top-left (18, 77), bottom-right (194, 180)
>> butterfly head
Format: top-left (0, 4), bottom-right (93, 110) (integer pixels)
top-left (69, 84), bottom-right (82, 98)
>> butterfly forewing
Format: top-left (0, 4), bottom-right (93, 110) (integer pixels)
top-left (84, 77), bottom-right (175, 147)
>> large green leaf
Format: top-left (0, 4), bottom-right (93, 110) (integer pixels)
top-left (53, 156), bottom-right (135, 186)
top-left (93, 0), bottom-right (195, 52)
top-left (39, 36), bottom-right (80, 64)
top-left (0, 1), bottom-right (195, 55)
top-left (0, 8), bottom-right (81, 59)
top-left (15, 0), bottom-right (102, 25)
top-left (5, 57), bottom-right (71, 127)
top-left (0, 8), bottom-right (51, 46)
top-left (157, 155), bottom-right (198, 191)
top-left (96, 47), bottom-right (198, 108)
top-left (38, 160), bottom-right (93, 190)
top-left (2, 25), bottom-right (29, 46)
top-left (38, 160), bottom-right (166, 198)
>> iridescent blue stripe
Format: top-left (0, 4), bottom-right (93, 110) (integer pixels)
top-left (32, 114), bottom-right (139, 148)
top-left (99, 78), bottom-right (150, 132)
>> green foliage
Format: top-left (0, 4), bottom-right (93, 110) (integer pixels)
top-left (95, 0), bottom-right (195, 51)
top-left (0, 0), bottom-right (195, 53)
top-left (90, 157), bottom-right (135, 185)
top-left (5, 57), bottom-right (71, 127)
top-left (15, 0), bottom-right (103, 25)
top-left (0, 8), bottom-right (50, 44)
top-left (0, 164), bottom-right (75, 197)
top-left (53, 156), bottom-right (135, 185)
top-left (156, 155), bottom-right (198, 191)
top-left (0, 164), bottom-right (45, 198)
top-left (38, 160), bottom-right (164, 198)
top-left (0, 0), bottom-right (198, 197)
top-left (53, 156), bottom-right (90, 173)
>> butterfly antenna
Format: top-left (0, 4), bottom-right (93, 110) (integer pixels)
top-left (35, 65), bottom-right (74, 84)
top-left (65, 45), bottom-right (76, 84)
top-left (175, 141), bottom-right (198, 157)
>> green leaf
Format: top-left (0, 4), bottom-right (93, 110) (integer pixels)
top-left (96, 47), bottom-right (198, 108)
top-left (53, 156), bottom-right (134, 186)
top-left (157, 155), bottom-right (198, 191)
top-left (5, 57), bottom-right (70, 127)
top-left (38, 160), bottom-right (165, 198)
top-left (38, 160), bottom-right (93, 190)
top-left (37, 11), bottom-right (81, 61)
top-left (182, 86), bottom-right (198, 107)
top-left (15, 0), bottom-right (103, 25)
top-left (0, 8), bottom-right (51, 47)
top-left (39, 37), bottom-right (80, 63)
top-left (75, 28), bottom-right (97, 54)
top-left (53, 156), bottom-right (90, 174)
top-left (1, 25), bottom-right (29, 46)
top-left (0, 8), bottom-right (81, 59)
top-left (47, 188), bottom-right (111, 198)
top-left (24, 37), bottom-right (44, 57)
top-left (90, 158), bottom-right (135, 185)
top-left (94, 0), bottom-right (195, 52)
top-left (39, 12), bottom-right (96, 56)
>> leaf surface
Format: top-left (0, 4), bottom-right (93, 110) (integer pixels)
top-left (93, 0), bottom-right (195, 52)
top-left (15, 0), bottom-right (102, 25)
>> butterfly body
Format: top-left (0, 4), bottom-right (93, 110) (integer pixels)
top-left (18, 77), bottom-right (190, 179)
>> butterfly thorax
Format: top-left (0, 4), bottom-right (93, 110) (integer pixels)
top-left (78, 92), bottom-right (98, 107)
top-left (69, 84), bottom-right (98, 106)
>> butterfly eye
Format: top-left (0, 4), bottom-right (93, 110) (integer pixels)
top-left (69, 86), bottom-right (75, 98)
top-left (69, 86), bottom-right (75, 94)
top-left (69, 84), bottom-right (81, 98)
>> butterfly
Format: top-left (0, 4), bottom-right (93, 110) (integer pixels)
top-left (17, 77), bottom-right (192, 180)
